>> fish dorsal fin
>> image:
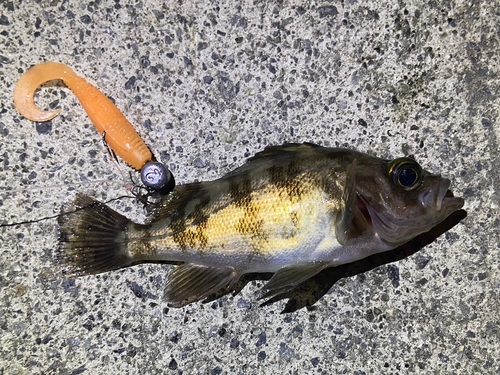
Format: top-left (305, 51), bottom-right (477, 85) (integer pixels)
top-left (244, 142), bottom-right (322, 164)
top-left (163, 264), bottom-right (238, 307)
top-left (224, 142), bottom-right (335, 181)
top-left (335, 160), bottom-right (357, 244)
top-left (261, 262), bottom-right (330, 299)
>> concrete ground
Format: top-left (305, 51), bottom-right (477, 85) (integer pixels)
top-left (1, 0), bottom-right (499, 374)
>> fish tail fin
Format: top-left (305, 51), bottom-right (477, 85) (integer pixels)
top-left (57, 194), bottom-right (134, 276)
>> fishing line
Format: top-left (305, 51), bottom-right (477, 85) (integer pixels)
top-left (0, 179), bottom-right (123, 194)
top-left (0, 195), bottom-right (136, 228)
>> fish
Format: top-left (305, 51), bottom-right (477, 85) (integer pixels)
top-left (57, 143), bottom-right (464, 307)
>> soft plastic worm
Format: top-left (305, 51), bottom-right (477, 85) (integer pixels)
top-left (13, 62), bottom-right (152, 170)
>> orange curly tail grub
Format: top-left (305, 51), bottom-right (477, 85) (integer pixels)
top-left (13, 62), bottom-right (152, 170)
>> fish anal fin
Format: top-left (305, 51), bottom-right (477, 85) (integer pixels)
top-left (262, 262), bottom-right (330, 299)
top-left (164, 264), bottom-right (239, 307)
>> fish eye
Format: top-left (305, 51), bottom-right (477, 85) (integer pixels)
top-left (388, 158), bottom-right (422, 191)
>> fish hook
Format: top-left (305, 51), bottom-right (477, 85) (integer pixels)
top-left (13, 62), bottom-right (174, 195)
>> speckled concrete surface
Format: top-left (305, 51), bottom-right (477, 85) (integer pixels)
top-left (1, 1), bottom-right (499, 374)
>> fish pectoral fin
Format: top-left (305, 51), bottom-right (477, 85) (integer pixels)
top-left (261, 262), bottom-right (330, 298)
top-left (335, 160), bottom-right (357, 244)
top-left (163, 264), bottom-right (239, 307)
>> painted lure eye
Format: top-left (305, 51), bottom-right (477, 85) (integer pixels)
top-left (389, 158), bottom-right (422, 191)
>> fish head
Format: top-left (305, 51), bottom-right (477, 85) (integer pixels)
top-left (354, 156), bottom-right (464, 246)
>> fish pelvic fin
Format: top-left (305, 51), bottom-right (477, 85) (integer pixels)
top-left (57, 194), bottom-right (134, 276)
top-left (164, 264), bottom-right (239, 307)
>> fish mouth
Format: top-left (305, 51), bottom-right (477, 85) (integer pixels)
top-left (356, 179), bottom-right (464, 245)
top-left (441, 189), bottom-right (465, 213)
top-left (420, 178), bottom-right (464, 212)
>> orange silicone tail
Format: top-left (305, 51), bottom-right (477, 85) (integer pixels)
top-left (13, 62), bottom-right (152, 170)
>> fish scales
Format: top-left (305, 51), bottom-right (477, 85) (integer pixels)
top-left (57, 143), bottom-right (464, 307)
top-left (128, 170), bottom-right (344, 267)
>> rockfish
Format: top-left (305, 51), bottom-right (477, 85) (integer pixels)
top-left (57, 143), bottom-right (464, 307)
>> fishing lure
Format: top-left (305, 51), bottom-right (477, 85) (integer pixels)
top-left (13, 62), bottom-right (173, 194)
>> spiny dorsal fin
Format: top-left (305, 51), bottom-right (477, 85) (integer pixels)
top-left (224, 142), bottom-right (333, 180)
top-left (245, 142), bottom-right (322, 163)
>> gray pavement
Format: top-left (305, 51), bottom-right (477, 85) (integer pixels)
top-left (1, 1), bottom-right (499, 374)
